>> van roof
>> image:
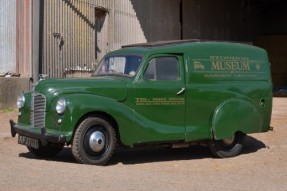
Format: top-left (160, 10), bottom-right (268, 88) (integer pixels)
top-left (110, 39), bottom-right (265, 57)
top-left (122, 39), bottom-right (202, 48)
top-left (121, 39), bottom-right (253, 48)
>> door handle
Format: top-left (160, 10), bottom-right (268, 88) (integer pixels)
top-left (177, 88), bottom-right (185, 95)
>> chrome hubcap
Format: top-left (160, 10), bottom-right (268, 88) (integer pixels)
top-left (223, 136), bottom-right (235, 145)
top-left (89, 131), bottom-right (105, 153)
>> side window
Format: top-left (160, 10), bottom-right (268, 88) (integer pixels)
top-left (144, 57), bottom-right (179, 81)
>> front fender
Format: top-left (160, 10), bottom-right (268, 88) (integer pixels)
top-left (212, 98), bottom-right (263, 140)
top-left (49, 94), bottom-right (135, 145)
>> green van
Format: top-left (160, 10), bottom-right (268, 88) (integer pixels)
top-left (11, 40), bottom-right (273, 165)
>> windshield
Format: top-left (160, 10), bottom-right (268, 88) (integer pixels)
top-left (92, 55), bottom-right (142, 77)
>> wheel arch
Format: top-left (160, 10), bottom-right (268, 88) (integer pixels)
top-left (61, 93), bottom-right (134, 146)
top-left (70, 111), bottom-right (122, 146)
top-left (211, 98), bottom-right (263, 140)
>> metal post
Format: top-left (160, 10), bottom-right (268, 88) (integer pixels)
top-left (32, 0), bottom-right (40, 82)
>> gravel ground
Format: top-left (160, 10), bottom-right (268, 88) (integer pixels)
top-left (0, 98), bottom-right (286, 191)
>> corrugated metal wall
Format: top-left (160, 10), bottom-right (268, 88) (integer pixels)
top-left (41, 0), bottom-right (110, 78)
top-left (0, 0), bottom-right (16, 74)
top-left (17, 0), bottom-right (32, 78)
top-left (129, 0), bottom-right (181, 42)
top-left (112, 0), bottom-right (181, 50)
top-left (14, 0), bottom-right (264, 79)
top-left (112, 0), bottom-right (146, 50)
top-left (40, 0), bottom-right (149, 78)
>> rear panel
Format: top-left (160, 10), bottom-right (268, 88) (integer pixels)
top-left (184, 43), bottom-right (272, 141)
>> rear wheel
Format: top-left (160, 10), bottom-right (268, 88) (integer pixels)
top-left (209, 133), bottom-right (245, 158)
top-left (27, 143), bottom-right (64, 158)
top-left (72, 116), bottom-right (116, 165)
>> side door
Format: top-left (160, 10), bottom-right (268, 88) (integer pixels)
top-left (133, 54), bottom-right (186, 142)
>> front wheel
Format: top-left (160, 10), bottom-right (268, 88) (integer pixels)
top-left (208, 132), bottom-right (245, 158)
top-left (72, 116), bottom-right (116, 165)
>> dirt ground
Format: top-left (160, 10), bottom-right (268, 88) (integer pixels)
top-left (0, 98), bottom-right (286, 191)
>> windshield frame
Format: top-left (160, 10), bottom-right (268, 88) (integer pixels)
top-left (92, 54), bottom-right (143, 78)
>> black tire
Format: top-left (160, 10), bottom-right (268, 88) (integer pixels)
top-left (208, 133), bottom-right (245, 158)
top-left (72, 116), bottom-right (116, 165)
top-left (27, 143), bottom-right (64, 158)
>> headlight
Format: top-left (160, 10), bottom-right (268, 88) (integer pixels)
top-left (16, 94), bottom-right (25, 109)
top-left (56, 98), bottom-right (66, 114)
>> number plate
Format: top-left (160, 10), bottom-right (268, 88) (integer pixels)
top-left (18, 135), bottom-right (39, 149)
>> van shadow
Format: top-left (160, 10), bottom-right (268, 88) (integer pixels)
top-left (19, 147), bottom-right (77, 164)
top-left (241, 135), bottom-right (268, 154)
top-left (110, 135), bottom-right (267, 165)
top-left (18, 135), bottom-right (267, 165)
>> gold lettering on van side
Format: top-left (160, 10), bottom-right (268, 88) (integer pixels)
top-left (192, 57), bottom-right (266, 80)
top-left (135, 97), bottom-right (185, 106)
top-left (193, 61), bottom-right (205, 70)
top-left (210, 56), bottom-right (250, 71)
top-left (211, 61), bottom-right (250, 71)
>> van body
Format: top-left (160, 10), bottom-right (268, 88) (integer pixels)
top-left (11, 40), bottom-right (273, 165)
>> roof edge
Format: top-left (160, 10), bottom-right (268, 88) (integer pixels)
top-left (121, 39), bottom-right (253, 48)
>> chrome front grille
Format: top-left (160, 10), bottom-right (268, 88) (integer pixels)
top-left (31, 93), bottom-right (46, 128)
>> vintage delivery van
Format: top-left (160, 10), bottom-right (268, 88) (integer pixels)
top-left (10, 40), bottom-right (273, 165)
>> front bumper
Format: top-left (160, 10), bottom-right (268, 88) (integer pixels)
top-left (10, 119), bottom-right (67, 146)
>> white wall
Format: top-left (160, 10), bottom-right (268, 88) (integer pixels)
top-left (0, 0), bottom-right (16, 74)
